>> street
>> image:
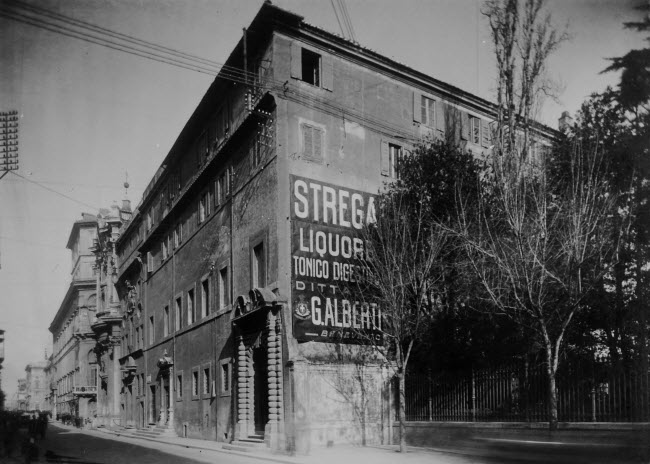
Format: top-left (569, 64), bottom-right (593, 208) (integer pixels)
top-left (3, 424), bottom-right (257, 464)
top-left (2, 422), bottom-right (648, 464)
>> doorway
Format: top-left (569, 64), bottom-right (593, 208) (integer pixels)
top-left (139, 402), bottom-right (145, 428)
top-left (252, 346), bottom-right (268, 434)
top-left (163, 385), bottom-right (170, 424)
top-left (149, 385), bottom-right (157, 424)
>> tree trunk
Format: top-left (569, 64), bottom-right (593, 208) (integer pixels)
top-left (398, 371), bottom-right (407, 452)
top-left (546, 360), bottom-right (558, 431)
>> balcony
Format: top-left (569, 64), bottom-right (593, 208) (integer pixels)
top-left (72, 385), bottom-right (97, 396)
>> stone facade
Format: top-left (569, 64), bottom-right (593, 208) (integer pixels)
top-left (111, 1), bottom-right (555, 453)
top-left (24, 361), bottom-right (48, 411)
top-left (48, 214), bottom-right (99, 422)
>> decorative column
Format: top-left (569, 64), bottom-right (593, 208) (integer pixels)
top-left (168, 365), bottom-right (174, 426)
top-left (236, 336), bottom-right (250, 438)
top-left (159, 377), bottom-right (166, 425)
top-left (274, 311), bottom-right (284, 423)
top-left (267, 311), bottom-right (282, 424)
top-left (112, 342), bottom-right (121, 422)
top-left (266, 309), bottom-right (284, 449)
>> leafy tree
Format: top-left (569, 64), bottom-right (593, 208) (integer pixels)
top-left (568, 88), bottom-right (650, 368)
top-left (603, 3), bottom-right (650, 110)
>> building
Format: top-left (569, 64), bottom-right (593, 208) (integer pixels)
top-left (24, 360), bottom-right (48, 411)
top-left (0, 329), bottom-right (4, 409)
top-left (113, 1), bottom-right (556, 452)
top-left (91, 202), bottom-right (131, 427)
top-left (15, 378), bottom-right (28, 410)
top-left (49, 213), bottom-right (100, 421)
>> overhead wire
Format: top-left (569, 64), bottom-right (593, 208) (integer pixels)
top-left (7, 0), bottom-right (224, 70)
top-left (330, 0), bottom-right (347, 39)
top-left (2, 1), bottom-right (423, 153)
top-left (9, 171), bottom-right (101, 211)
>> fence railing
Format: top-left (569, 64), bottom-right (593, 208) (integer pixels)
top-left (405, 360), bottom-right (650, 422)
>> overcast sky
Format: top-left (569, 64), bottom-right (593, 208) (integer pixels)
top-left (0, 0), bottom-right (646, 401)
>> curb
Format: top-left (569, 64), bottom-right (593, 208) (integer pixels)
top-left (89, 427), bottom-right (302, 464)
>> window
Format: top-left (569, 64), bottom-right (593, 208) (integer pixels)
top-left (389, 143), bottom-right (402, 179)
top-left (470, 116), bottom-right (481, 144)
top-left (217, 171), bottom-right (230, 205)
top-left (219, 266), bottom-right (229, 309)
top-left (187, 289), bottom-right (195, 325)
top-left (220, 360), bottom-right (231, 395)
top-left (198, 193), bottom-right (208, 223)
top-left (163, 306), bottom-right (170, 337)
top-left (301, 123), bottom-right (323, 162)
top-left (421, 96), bottom-right (435, 127)
top-left (176, 373), bottom-right (183, 399)
top-left (173, 224), bottom-right (180, 248)
top-left (192, 370), bottom-right (199, 397)
top-left (146, 211), bottom-right (153, 232)
top-left (139, 325), bottom-right (144, 349)
top-left (252, 242), bottom-right (266, 288)
top-left (253, 120), bottom-right (272, 168)
top-left (146, 252), bottom-right (153, 273)
top-left (175, 297), bottom-right (182, 331)
top-left (197, 131), bottom-right (208, 167)
top-left (301, 48), bottom-right (320, 86)
top-left (201, 278), bottom-right (210, 318)
top-left (203, 367), bottom-right (210, 396)
top-left (148, 316), bottom-right (154, 345)
top-left (135, 327), bottom-right (140, 349)
top-left (161, 239), bottom-right (168, 260)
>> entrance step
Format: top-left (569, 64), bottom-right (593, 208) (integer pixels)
top-left (223, 437), bottom-right (267, 453)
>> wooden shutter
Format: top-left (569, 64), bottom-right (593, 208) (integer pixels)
top-left (321, 54), bottom-right (333, 91)
top-left (380, 140), bottom-right (390, 176)
top-left (481, 120), bottom-right (490, 148)
top-left (290, 41), bottom-right (302, 79)
top-left (302, 124), bottom-right (313, 159)
top-left (436, 100), bottom-right (446, 132)
top-left (313, 127), bottom-right (323, 161)
top-left (413, 91), bottom-right (422, 123)
top-left (460, 111), bottom-right (469, 140)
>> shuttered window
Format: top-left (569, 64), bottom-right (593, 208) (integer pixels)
top-left (291, 42), bottom-right (333, 91)
top-left (421, 96), bottom-right (435, 127)
top-left (301, 123), bottom-right (323, 162)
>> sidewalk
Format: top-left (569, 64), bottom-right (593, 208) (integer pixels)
top-left (53, 422), bottom-right (470, 464)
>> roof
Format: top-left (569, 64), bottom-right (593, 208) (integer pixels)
top-left (120, 1), bottom-right (559, 241)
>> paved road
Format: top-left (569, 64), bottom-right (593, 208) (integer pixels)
top-left (5, 423), bottom-right (648, 464)
top-left (15, 424), bottom-right (259, 464)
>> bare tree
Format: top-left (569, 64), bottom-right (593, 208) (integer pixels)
top-left (455, 139), bottom-right (615, 430)
top-left (484, 0), bottom-right (568, 156)
top-left (352, 189), bottom-right (449, 451)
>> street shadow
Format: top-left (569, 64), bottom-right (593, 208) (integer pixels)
top-left (45, 449), bottom-right (103, 464)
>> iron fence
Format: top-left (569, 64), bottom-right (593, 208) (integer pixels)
top-left (405, 360), bottom-right (650, 422)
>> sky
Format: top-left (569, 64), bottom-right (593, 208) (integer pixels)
top-left (0, 0), bottom-right (646, 402)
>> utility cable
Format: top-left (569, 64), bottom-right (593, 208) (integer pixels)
top-left (330, 0), bottom-right (346, 39)
top-left (8, 171), bottom-right (100, 211)
top-left (8, 0), bottom-right (224, 70)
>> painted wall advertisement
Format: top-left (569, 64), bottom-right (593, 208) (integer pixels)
top-left (291, 175), bottom-right (382, 343)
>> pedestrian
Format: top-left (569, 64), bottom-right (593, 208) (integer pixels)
top-left (39, 415), bottom-right (48, 439)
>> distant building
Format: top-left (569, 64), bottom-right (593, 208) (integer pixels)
top-left (112, 1), bottom-right (556, 452)
top-left (90, 202), bottom-right (130, 427)
top-left (49, 213), bottom-right (100, 421)
top-left (15, 378), bottom-right (27, 410)
top-left (0, 329), bottom-right (5, 409)
top-left (25, 361), bottom-right (48, 411)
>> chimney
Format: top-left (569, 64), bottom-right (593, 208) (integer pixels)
top-left (558, 111), bottom-right (573, 132)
